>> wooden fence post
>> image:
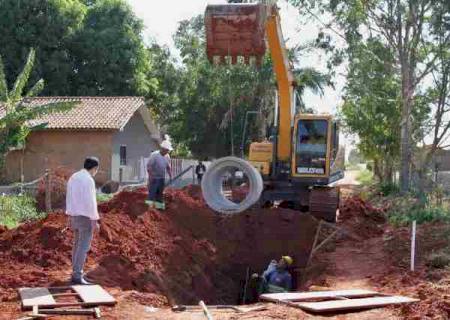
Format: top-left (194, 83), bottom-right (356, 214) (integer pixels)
top-left (45, 169), bottom-right (52, 213)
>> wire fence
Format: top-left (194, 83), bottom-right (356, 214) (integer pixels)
top-left (0, 174), bottom-right (44, 197)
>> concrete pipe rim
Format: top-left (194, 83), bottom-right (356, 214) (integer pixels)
top-left (201, 156), bottom-right (263, 214)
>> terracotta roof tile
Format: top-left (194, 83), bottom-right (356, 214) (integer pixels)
top-left (0, 96), bottom-right (146, 130)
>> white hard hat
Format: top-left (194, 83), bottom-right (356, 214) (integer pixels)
top-left (160, 140), bottom-right (173, 151)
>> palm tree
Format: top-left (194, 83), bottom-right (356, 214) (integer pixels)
top-left (0, 49), bottom-right (75, 180)
top-left (294, 66), bottom-right (332, 113)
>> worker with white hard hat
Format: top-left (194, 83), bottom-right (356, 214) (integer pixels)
top-left (146, 137), bottom-right (173, 209)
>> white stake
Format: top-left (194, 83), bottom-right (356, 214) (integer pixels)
top-left (411, 220), bottom-right (417, 272)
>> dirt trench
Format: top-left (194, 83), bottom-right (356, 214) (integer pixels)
top-left (0, 185), bottom-right (319, 306)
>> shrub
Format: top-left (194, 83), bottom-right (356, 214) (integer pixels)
top-left (96, 193), bottom-right (114, 203)
top-left (378, 182), bottom-right (400, 196)
top-left (0, 194), bottom-right (46, 228)
top-left (356, 169), bottom-right (373, 185)
top-left (388, 205), bottom-right (450, 226)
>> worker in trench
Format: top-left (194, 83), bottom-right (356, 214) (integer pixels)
top-left (65, 157), bottom-right (100, 285)
top-left (247, 256), bottom-right (294, 301)
top-left (146, 138), bottom-right (173, 209)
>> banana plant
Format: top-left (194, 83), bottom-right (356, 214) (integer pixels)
top-left (0, 48), bottom-right (76, 179)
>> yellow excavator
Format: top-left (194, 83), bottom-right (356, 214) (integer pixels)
top-left (202, 1), bottom-right (344, 222)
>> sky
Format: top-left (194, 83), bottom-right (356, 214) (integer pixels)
top-left (126, 0), bottom-right (344, 115)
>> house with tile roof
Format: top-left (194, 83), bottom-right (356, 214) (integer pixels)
top-left (2, 97), bottom-right (161, 184)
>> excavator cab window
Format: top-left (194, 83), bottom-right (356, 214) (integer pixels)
top-left (295, 120), bottom-right (328, 175)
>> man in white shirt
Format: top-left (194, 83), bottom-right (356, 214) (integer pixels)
top-left (66, 157), bottom-right (100, 285)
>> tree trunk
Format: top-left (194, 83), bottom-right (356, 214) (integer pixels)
top-left (383, 160), bottom-right (393, 184)
top-left (0, 152), bottom-right (7, 183)
top-left (373, 159), bottom-right (383, 182)
top-left (399, 53), bottom-right (414, 193)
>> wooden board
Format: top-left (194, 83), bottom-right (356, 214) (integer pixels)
top-left (260, 289), bottom-right (378, 302)
top-left (19, 288), bottom-right (56, 309)
top-left (296, 296), bottom-right (419, 313)
top-left (72, 285), bottom-right (116, 305)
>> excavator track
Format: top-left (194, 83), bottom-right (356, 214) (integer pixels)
top-left (309, 187), bottom-right (340, 223)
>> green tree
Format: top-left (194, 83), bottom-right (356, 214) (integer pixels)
top-left (290, 0), bottom-right (450, 192)
top-left (0, 0), bottom-right (85, 95)
top-left (0, 49), bottom-right (75, 179)
top-left (171, 15), bottom-right (266, 158)
top-left (69, 0), bottom-right (156, 96)
top-left (340, 39), bottom-right (401, 182)
top-left (146, 43), bottom-right (182, 126)
top-left (0, 0), bottom-right (155, 96)
top-left (151, 15), bottom-right (331, 159)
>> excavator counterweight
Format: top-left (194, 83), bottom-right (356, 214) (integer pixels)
top-left (205, 4), bottom-right (266, 64)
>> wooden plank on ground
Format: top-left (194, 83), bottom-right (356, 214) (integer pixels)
top-left (233, 305), bottom-right (268, 313)
top-left (72, 285), bottom-right (116, 305)
top-left (296, 296), bottom-right (419, 313)
top-left (35, 308), bottom-right (96, 316)
top-left (19, 288), bottom-right (56, 309)
top-left (260, 289), bottom-right (378, 302)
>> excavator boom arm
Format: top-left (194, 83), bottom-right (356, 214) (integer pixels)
top-left (265, 7), bottom-right (294, 161)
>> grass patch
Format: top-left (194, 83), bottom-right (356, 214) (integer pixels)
top-left (388, 201), bottom-right (450, 227)
top-left (356, 169), bottom-right (373, 185)
top-left (96, 193), bottom-right (114, 203)
top-left (0, 194), bottom-right (46, 228)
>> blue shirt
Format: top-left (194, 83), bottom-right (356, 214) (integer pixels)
top-left (262, 261), bottom-right (292, 291)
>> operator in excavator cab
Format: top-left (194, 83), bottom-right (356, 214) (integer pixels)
top-left (250, 255), bottom-right (293, 298)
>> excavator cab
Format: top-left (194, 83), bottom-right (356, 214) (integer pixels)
top-left (249, 115), bottom-right (344, 185)
top-left (293, 116), bottom-right (330, 176)
top-left (205, 3), bottom-right (267, 64)
top-left (292, 115), bottom-right (342, 179)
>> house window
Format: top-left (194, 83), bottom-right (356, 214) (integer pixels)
top-left (120, 145), bottom-right (127, 166)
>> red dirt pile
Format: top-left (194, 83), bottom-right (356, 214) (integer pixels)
top-left (0, 185), bottom-right (318, 305)
top-left (36, 167), bottom-right (74, 211)
top-left (376, 222), bottom-right (450, 319)
top-left (339, 195), bottom-right (387, 239)
top-left (370, 269), bottom-right (450, 319)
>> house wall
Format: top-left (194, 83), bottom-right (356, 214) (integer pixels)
top-left (111, 111), bottom-right (159, 182)
top-left (5, 130), bottom-right (114, 184)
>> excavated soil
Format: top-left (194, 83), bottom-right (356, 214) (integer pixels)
top-left (329, 196), bottom-right (450, 319)
top-left (338, 195), bottom-right (387, 239)
top-left (0, 185), bottom-right (318, 307)
top-left (1, 187), bottom-right (448, 319)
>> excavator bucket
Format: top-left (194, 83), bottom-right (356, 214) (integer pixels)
top-left (205, 3), bottom-right (267, 65)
